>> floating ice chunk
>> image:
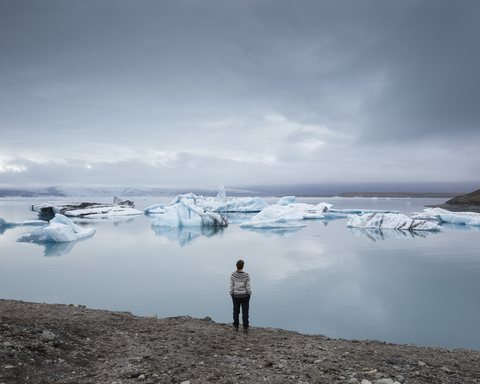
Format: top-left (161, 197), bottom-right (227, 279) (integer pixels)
top-left (439, 211), bottom-right (480, 226)
top-left (411, 208), bottom-right (450, 221)
top-left (145, 193), bottom-right (197, 214)
top-left (216, 185), bottom-right (227, 203)
top-left (347, 213), bottom-right (443, 231)
top-left (199, 196), bottom-right (269, 212)
top-left (31, 201), bottom-right (142, 217)
top-left (277, 196), bottom-right (296, 206)
top-left (331, 208), bottom-right (399, 214)
top-left (150, 197), bottom-right (228, 228)
top-left (240, 205), bottom-right (306, 228)
top-left (17, 214), bottom-right (96, 243)
top-left (0, 218), bottom-right (46, 227)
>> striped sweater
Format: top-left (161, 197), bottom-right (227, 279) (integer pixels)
top-left (229, 271), bottom-right (252, 297)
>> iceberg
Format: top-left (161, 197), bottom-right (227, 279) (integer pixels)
top-left (439, 211), bottom-right (480, 226)
top-left (150, 197), bottom-right (228, 228)
top-left (239, 205), bottom-right (306, 228)
top-left (145, 193), bottom-right (197, 214)
top-left (412, 208), bottom-right (480, 226)
top-left (411, 208), bottom-right (451, 221)
top-left (31, 199), bottom-right (142, 218)
top-left (17, 214), bottom-right (96, 243)
top-left (145, 189), bottom-right (269, 214)
top-left (347, 213), bottom-right (443, 231)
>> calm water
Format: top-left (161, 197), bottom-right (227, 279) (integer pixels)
top-left (1, 196), bottom-right (479, 351)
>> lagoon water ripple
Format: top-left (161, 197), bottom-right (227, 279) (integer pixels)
top-left (1, 197), bottom-right (479, 351)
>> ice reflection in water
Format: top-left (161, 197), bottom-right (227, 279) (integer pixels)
top-left (151, 225), bottom-right (225, 246)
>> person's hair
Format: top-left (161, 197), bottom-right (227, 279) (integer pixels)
top-left (236, 260), bottom-right (244, 270)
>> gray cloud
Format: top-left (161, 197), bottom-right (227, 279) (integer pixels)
top-left (1, 0), bottom-right (479, 190)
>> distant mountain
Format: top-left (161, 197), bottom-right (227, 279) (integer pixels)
top-left (426, 189), bottom-right (480, 212)
top-left (0, 186), bottom-right (265, 198)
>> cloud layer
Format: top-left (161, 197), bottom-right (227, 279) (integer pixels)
top-left (1, 1), bottom-right (479, 189)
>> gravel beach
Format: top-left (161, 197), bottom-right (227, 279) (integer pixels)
top-left (1, 299), bottom-right (479, 384)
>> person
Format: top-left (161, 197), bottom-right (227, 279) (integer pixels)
top-left (229, 259), bottom-right (252, 332)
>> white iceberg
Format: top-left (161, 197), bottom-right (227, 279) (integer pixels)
top-left (145, 193), bottom-right (197, 214)
top-left (150, 197), bottom-right (228, 228)
top-left (347, 213), bottom-right (443, 231)
top-left (239, 205), bottom-right (306, 228)
top-left (411, 208), bottom-right (451, 221)
top-left (412, 208), bottom-right (480, 226)
top-left (31, 200), bottom-right (142, 217)
top-left (17, 214), bottom-right (96, 243)
top-left (145, 189), bottom-right (269, 214)
top-left (277, 196), bottom-right (296, 206)
top-left (439, 211), bottom-right (480, 226)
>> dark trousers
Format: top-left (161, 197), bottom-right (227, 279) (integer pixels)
top-left (232, 295), bottom-right (250, 329)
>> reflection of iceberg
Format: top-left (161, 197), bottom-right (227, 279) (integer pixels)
top-left (440, 223), bottom-right (480, 232)
top-left (25, 236), bottom-right (91, 256)
top-left (347, 213), bottom-right (442, 231)
top-left (240, 226), bottom-right (303, 238)
top-left (150, 197), bottom-right (228, 227)
top-left (17, 214), bottom-right (96, 243)
top-left (348, 227), bottom-right (442, 242)
top-left (151, 225), bottom-right (225, 246)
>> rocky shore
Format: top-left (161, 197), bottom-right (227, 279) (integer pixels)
top-left (1, 299), bottom-right (479, 384)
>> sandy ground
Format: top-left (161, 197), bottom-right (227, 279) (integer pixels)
top-left (1, 299), bottom-right (479, 384)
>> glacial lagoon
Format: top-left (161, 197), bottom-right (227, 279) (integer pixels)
top-left (1, 196), bottom-right (480, 351)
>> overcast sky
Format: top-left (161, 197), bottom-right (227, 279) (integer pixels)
top-left (1, 0), bottom-right (479, 190)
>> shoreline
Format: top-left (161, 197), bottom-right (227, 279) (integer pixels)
top-left (1, 299), bottom-right (479, 384)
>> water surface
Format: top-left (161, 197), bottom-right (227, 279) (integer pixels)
top-left (1, 196), bottom-right (479, 351)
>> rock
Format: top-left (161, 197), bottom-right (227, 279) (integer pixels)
top-left (418, 361), bottom-right (426, 366)
top-left (376, 379), bottom-right (394, 384)
top-left (395, 375), bottom-right (405, 383)
top-left (143, 314), bottom-right (157, 319)
top-left (41, 331), bottom-right (56, 340)
top-left (440, 366), bottom-right (452, 373)
top-left (364, 369), bottom-right (377, 376)
top-left (4, 365), bottom-right (15, 369)
top-left (349, 379), bottom-right (359, 383)
top-left (361, 380), bottom-right (372, 384)
top-left (180, 381), bottom-right (191, 384)
top-left (137, 374), bottom-right (145, 381)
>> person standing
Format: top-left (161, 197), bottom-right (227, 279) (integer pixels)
top-left (229, 259), bottom-right (252, 332)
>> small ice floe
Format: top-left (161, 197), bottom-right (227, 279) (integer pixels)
top-left (411, 208), bottom-right (450, 221)
top-left (150, 196), bottom-right (228, 228)
top-left (412, 208), bottom-right (480, 226)
top-left (438, 211), bottom-right (480, 226)
top-left (239, 205), bottom-right (306, 228)
top-left (347, 212), bottom-right (443, 231)
top-left (0, 218), bottom-right (47, 228)
top-left (31, 198), bottom-right (142, 218)
top-left (17, 214), bottom-right (96, 243)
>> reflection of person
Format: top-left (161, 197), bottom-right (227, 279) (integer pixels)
top-left (229, 259), bottom-right (252, 332)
